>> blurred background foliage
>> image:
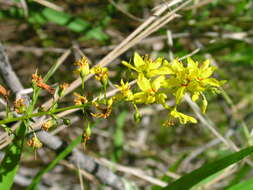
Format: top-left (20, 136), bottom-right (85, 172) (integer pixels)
top-left (1, 0), bottom-right (253, 189)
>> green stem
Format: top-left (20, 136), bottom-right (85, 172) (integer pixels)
top-left (0, 104), bottom-right (89, 125)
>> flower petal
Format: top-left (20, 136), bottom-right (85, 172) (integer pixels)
top-left (201, 94), bottom-right (208, 113)
top-left (175, 86), bottom-right (186, 104)
top-left (152, 76), bottom-right (165, 91)
top-left (172, 59), bottom-right (184, 72)
top-left (200, 59), bottom-right (210, 70)
top-left (187, 57), bottom-right (198, 69)
top-left (122, 61), bottom-right (138, 71)
top-left (149, 57), bottom-right (162, 70)
top-left (170, 108), bottom-right (197, 124)
top-left (134, 52), bottom-right (145, 68)
top-left (204, 78), bottom-right (221, 87)
top-left (163, 77), bottom-right (180, 89)
top-left (192, 92), bottom-right (200, 102)
top-left (137, 74), bottom-right (151, 92)
top-left (133, 92), bottom-right (147, 104)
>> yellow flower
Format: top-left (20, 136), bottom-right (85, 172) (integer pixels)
top-left (115, 79), bottom-right (133, 101)
top-left (122, 52), bottom-right (173, 78)
top-left (133, 74), bottom-right (167, 105)
top-left (164, 57), bottom-right (224, 110)
top-left (170, 107), bottom-right (197, 124)
top-left (91, 66), bottom-right (109, 86)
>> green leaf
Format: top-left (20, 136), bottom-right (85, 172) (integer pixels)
top-left (26, 135), bottom-right (82, 190)
top-left (0, 123), bottom-right (27, 190)
top-left (227, 177), bottom-right (253, 190)
top-left (41, 8), bottom-right (90, 32)
top-left (162, 145), bottom-right (253, 190)
top-left (225, 165), bottom-right (251, 188)
top-left (84, 27), bottom-right (109, 41)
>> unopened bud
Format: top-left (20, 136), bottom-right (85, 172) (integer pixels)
top-left (62, 118), bottom-right (71, 125)
top-left (59, 83), bottom-right (69, 97)
top-left (14, 98), bottom-right (26, 114)
top-left (134, 111), bottom-right (141, 123)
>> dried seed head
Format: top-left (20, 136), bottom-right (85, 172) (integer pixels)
top-left (0, 84), bottom-right (9, 98)
top-left (32, 73), bottom-right (55, 94)
top-left (91, 101), bottom-right (112, 119)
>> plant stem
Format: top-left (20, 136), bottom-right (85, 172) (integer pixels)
top-left (0, 104), bottom-right (89, 125)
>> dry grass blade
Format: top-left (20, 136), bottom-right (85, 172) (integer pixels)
top-left (32, 0), bottom-right (64, 12)
top-left (108, 0), bottom-right (144, 22)
top-left (185, 95), bottom-right (253, 167)
top-left (100, 158), bottom-right (168, 187)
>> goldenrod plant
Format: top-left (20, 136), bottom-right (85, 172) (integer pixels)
top-left (0, 53), bottom-right (224, 145)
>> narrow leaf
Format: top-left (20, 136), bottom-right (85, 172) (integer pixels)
top-left (163, 145), bottom-right (253, 190)
top-left (0, 123), bottom-right (26, 190)
top-left (227, 177), bottom-right (253, 190)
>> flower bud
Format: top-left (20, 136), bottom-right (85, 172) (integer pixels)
top-left (42, 120), bottom-right (55, 131)
top-left (134, 111), bottom-right (141, 123)
top-left (59, 83), bottom-right (69, 97)
top-left (14, 98), bottom-right (26, 114)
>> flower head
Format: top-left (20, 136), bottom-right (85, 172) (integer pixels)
top-left (14, 98), bottom-right (26, 114)
top-left (91, 99), bottom-right (113, 119)
top-left (74, 92), bottom-right (88, 105)
top-left (164, 57), bottom-right (224, 111)
top-left (59, 82), bottom-right (69, 97)
top-left (115, 80), bottom-right (133, 101)
top-left (91, 66), bottom-right (109, 86)
top-left (0, 84), bottom-right (9, 98)
top-left (122, 52), bottom-right (173, 78)
top-left (133, 74), bottom-right (167, 105)
top-left (75, 56), bottom-right (90, 78)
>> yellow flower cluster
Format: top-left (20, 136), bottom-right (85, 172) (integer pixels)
top-left (116, 52), bottom-right (224, 125)
top-left (91, 65), bottom-right (109, 86)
